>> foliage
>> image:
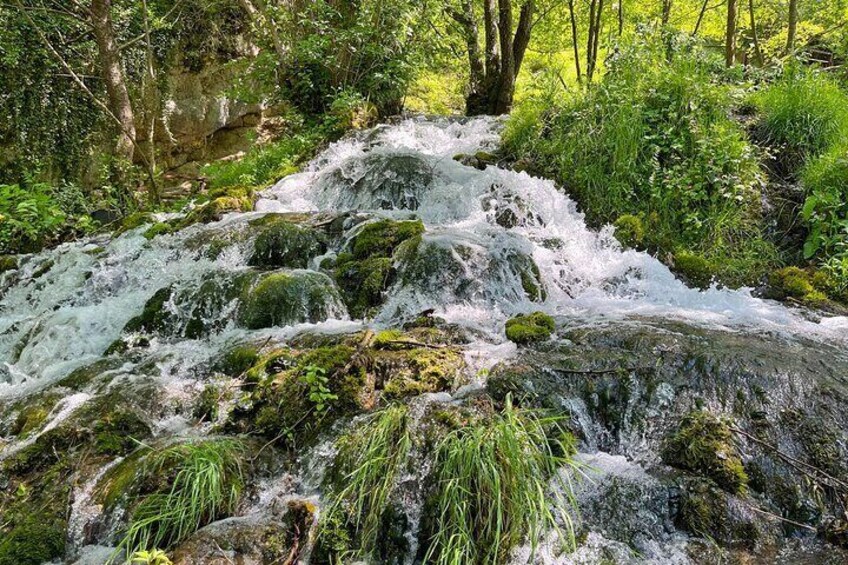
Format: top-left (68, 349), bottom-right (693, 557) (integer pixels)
top-left (300, 365), bottom-right (337, 413)
top-left (116, 439), bottom-right (245, 557)
top-left (201, 129), bottom-right (321, 190)
top-left (131, 549), bottom-right (173, 565)
top-left (319, 404), bottom-right (412, 561)
top-left (799, 142), bottom-right (848, 261)
top-left (752, 68), bottom-right (848, 175)
top-left (423, 398), bottom-right (578, 564)
top-left (504, 34), bottom-right (777, 287)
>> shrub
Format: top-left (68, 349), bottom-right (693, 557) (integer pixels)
top-left (752, 68), bottom-right (848, 174)
top-left (799, 142), bottom-right (848, 260)
top-left (0, 182), bottom-right (67, 253)
top-left (423, 398), bottom-right (578, 564)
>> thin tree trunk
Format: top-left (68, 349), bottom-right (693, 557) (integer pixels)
top-left (483, 0), bottom-right (500, 79)
top-left (618, 0), bottom-right (623, 36)
top-left (748, 0), bottom-right (763, 65)
top-left (494, 0), bottom-right (515, 114)
top-left (661, 0), bottom-right (672, 27)
top-left (587, 0), bottom-right (597, 81)
top-left (240, 0), bottom-right (286, 64)
top-left (90, 0), bottom-right (136, 162)
top-left (692, 0), bottom-right (709, 35)
top-left (725, 0), bottom-right (738, 67)
top-left (512, 1), bottom-right (534, 80)
top-left (785, 0), bottom-right (798, 54)
top-left (568, 0), bottom-right (582, 83)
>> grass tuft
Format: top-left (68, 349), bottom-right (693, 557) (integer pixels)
top-left (319, 404), bottom-right (412, 561)
top-left (115, 439), bottom-right (245, 559)
top-left (423, 397), bottom-right (578, 564)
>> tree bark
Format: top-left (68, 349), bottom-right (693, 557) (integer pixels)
top-left (618, 0), bottom-right (623, 36)
top-left (785, 0), bottom-right (798, 54)
top-left (661, 0), bottom-right (672, 27)
top-left (483, 0), bottom-right (500, 79)
top-left (568, 0), bottom-right (582, 83)
top-left (587, 0), bottom-right (597, 81)
top-left (90, 0), bottom-right (136, 162)
top-left (725, 0), bottom-right (738, 67)
top-left (748, 0), bottom-right (763, 65)
top-left (692, 0), bottom-right (709, 35)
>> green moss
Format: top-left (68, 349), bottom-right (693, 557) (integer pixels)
top-left (0, 254), bottom-right (18, 272)
top-left (662, 411), bottom-right (748, 494)
top-left (10, 394), bottom-right (58, 437)
top-left (0, 507), bottom-right (66, 565)
top-left (216, 345), bottom-right (261, 377)
top-left (248, 215), bottom-right (327, 268)
top-left (380, 348), bottom-right (464, 398)
top-left (613, 214), bottom-right (645, 249)
top-left (92, 409), bottom-right (150, 456)
top-left (182, 193), bottom-right (254, 226)
top-left (518, 259), bottom-right (546, 302)
top-left (124, 286), bottom-right (174, 334)
top-left (118, 212), bottom-right (155, 234)
top-left (504, 312), bottom-right (555, 345)
top-left (334, 255), bottom-right (394, 318)
top-left (57, 358), bottom-right (125, 390)
top-left (673, 252), bottom-right (714, 289)
top-left (238, 271), bottom-right (342, 329)
top-left (351, 219), bottom-right (424, 260)
top-left (3, 426), bottom-right (87, 476)
top-left (193, 384), bottom-right (221, 422)
top-left (143, 221), bottom-right (176, 240)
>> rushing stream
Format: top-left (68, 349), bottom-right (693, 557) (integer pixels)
top-left (2, 117), bottom-right (848, 564)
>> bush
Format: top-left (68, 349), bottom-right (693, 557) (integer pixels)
top-left (752, 68), bottom-right (848, 175)
top-left (504, 34), bottom-right (775, 287)
top-left (799, 142), bottom-right (848, 260)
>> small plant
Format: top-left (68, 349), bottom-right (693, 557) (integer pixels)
top-left (300, 364), bottom-right (337, 413)
top-left (423, 397), bottom-right (579, 564)
top-left (505, 311), bottom-right (555, 345)
top-left (115, 439), bottom-right (245, 559)
top-left (131, 549), bottom-right (173, 565)
top-left (318, 404), bottom-right (412, 560)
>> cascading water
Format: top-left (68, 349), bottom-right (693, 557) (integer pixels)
top-left (2, 116), bottom-right (847, 564)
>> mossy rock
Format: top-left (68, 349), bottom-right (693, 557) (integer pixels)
top-left (768, 266), bottom-right (834, 305)
top-left (57, 357), bottom-right (126, 390)
top-left (123, 286), bottom-right (174, 334)
top-left (504, 312), bottom-right (555, 345)
top-left (0, 254), bottom-right (18, 273)
top-left (673, 252), bottom-right (715, 289)
top-left (0, 514), bottom-right (66, 565)
top-left (248, 214), bottom-right (327, 268)
top-left (216, 344), bottom-right (262, 377)
top-left (9, 393), bottom-right (60, 437)
top-left (512, 253), bottom-right (546, 302)
top-left (675, 478), bottom-right (763, 548)
top-left (350, 219), bottom-right (425, 260)
top-left (90, 408), bottom-right (151, 456)
top-left (334, 255), bottom-right (394, 319)
top-left (143, 221), bottom-right (177, 240)
top-left (613, 214), bottom-right (645, 249)
top-left (662, 410), bottom-right (748, 494)
top-left (239, 270), bottom-right (344, 329)
top-left (116, 212), bottom-right (155, 234)
top-left (182, 192), bottom-right (254, 226)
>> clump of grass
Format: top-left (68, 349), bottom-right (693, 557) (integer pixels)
top-left (423, 398), bottom-right (578, 564)
top-left (115, 439), bottom-right (246, 558)
top-left (752, 67), bottom-right (848, 174)
top-left (319, 404), bottom-right (412, 560)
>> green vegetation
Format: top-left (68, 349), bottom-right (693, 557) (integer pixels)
top-left (238, 270), bottom-right (342, 329)
top-left (423, 398), bottom-right (577, 564)
top-left (662, 410), bottom-right (748, 495)
top-left (115, 439), bottom-right (246, 557)
top-left (318, 405), bottom-right (412, 561)
top-left (505, 37), bottom-right (777, 287)
top-left (505, 312), bottom-right (556, 345)
top-left (248, 215), bottom-right (327, 268)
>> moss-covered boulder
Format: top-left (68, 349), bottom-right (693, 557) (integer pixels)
top-left (613, 214), bottom-right (645, 249)
top-left (504, 312), bottom-right (555, 345)
top-left (0, 254), bottom-right (18, 273)
top-left (238, 270), bottom-right (345, 329)
top-left (350, 219), bottom-right (424, 260)
top-left (248, 214), bottom-right (328, 268)
top-left (662, 410), bottom-right (748, 494)
top-left (672, 252), bottom-right (714, 289)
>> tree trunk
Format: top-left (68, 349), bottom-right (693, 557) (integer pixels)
top-left (618, 0), bottom-right (623, 36)
top-left (483, 0), bottom-right (500, 79)
top-left (661, 0), bottom-right (672, 27)
top-left (568, 0), bottom-right (582, 83)
top-left (748, 0), bottom-right (763, 65)
top-left (725, 0), bottom-right (738, 67)
top-left (693, 0), bottom-right (709, 35)
top-left (90, 0), bottom-right (136, 162)
top-left (785, 0), bottom-right (798, 54)
top-left (587, 0), bottom-right (597, 81)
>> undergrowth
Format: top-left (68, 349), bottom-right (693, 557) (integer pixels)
top-left (114, 439), bottom-right (245, 559)
top-left (504, 34), bottom-right (777, 287)
top-left (423, 398), bottom-right (578, 564)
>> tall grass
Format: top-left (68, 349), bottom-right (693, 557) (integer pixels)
top-left (116, 439), bottom-right (245, 558)
top-left (320, 404), bottom-right (412, 559)
top-left (423, 398), bottom-right (578, 564)
top-left (752, 68), bottom-right (848, 173)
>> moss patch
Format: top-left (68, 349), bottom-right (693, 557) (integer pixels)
top-left (662, 410), bottom-right (748, 494)
top-left (0, 254), bottom-right (18, 273)
top-left (238, 270), bottom-right (342, 329)
top-left (351, 219), bottom-right (424, 260)
top-left (248, 215), bottom-right (327, 268)
top-left (613, 214), bottom-right (645, 249)
top-left (505, 312), bottom-right (555, 345)
top-left (673, 252), bottom-right (714, 289)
